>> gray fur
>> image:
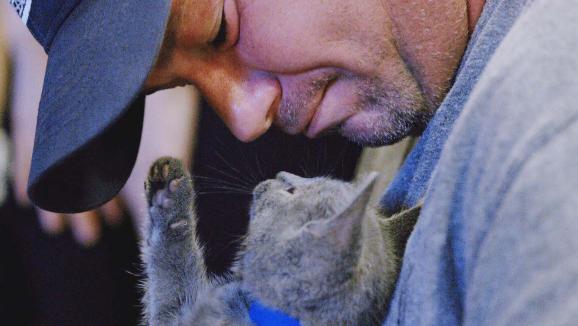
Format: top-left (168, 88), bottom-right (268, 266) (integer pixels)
top-left (141, 157), bottom-right (419, 325)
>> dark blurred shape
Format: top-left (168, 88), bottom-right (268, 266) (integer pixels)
top-left (0, 78), bottom-right (141, 326)
top-left (0, 186), bottom-right (141, 326)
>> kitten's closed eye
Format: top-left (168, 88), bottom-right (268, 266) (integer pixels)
top-left (286, 186), bottom-right (296, 194)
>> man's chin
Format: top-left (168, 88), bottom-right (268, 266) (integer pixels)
top-left (338, 111), bottom-right (429, 147)
top-left (339, 127), bottom-right (409, 147)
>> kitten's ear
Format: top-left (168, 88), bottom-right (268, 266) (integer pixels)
top-left (304, 172), bottom-right (378, 248)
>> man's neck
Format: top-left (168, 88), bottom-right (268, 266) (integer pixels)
top-left (467, 0), bottom-right (486, 34)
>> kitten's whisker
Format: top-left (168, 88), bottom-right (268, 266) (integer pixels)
top-left (213, 150), bottom-right (255, 185)
top-left (194, 182), bottom-right (252, 194)
top-left (332, 144), bottom-right (346, 178)
top-left (254, 153), bottom-right (266, 180)
top-left (202, 188), bottom-right (252, 194)
top-left (193, 176), bottom-right (253, 191)
top-left (299, 160), bottom-right (308, 177)
top-left (197, 190), bottom-right (249, 196)
top-left (199, 185), bottom-right (253, 194)
top-left (305, 145), bottom-right (311, 174)
top-left (197, 188), bottom-right (252, 193)
top-left (197, 184), bottom-right (253, 192)
top-left (339, 147), bottom-right (346, 175)
top-left (193, 175), bottom-right (239, 185)
top-left (237, 148), bottom-right (260, 184)
top-left (206, 166), bottom-right (254, 188)
top-left (197, 191), bottom-right (252, 196)
top-left (207, 172), bottom-right (253, 189)
top-left (213, 150), bottom-right (243, 175)
top-left (200, 184), bottom-right (253, 193)
top-left (198, 146), bottom-right (255, 187)
top-left (323, 139), bottom-right (329, 175)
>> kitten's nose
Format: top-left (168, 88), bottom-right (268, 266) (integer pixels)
top-left (253, 180), bottom-right (272, 200)
top-left (276, 172), bottom-right (306, 185)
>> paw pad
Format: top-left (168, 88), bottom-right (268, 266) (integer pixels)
top-left (145, 157), bottom-right (192, 213)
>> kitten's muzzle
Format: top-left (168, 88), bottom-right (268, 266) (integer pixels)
top-left (253, 180), bottom-right (274, 200)
top-left (254, 172), bottom-right (305, 200)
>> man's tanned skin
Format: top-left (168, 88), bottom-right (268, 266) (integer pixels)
top-left (146, 0), bottom-right (484, 145)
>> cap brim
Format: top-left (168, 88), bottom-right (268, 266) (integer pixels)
top-left (27, 0), bottom-right (172, 213)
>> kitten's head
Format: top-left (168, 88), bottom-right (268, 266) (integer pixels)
top-left (241, 172), bottom-right (377, 313)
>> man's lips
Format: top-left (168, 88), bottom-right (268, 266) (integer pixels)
top-left (274, 72), bottom-right (336, 135)
top-left (306, 78), bottom-right (358, 138)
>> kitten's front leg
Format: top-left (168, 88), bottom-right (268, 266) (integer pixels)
top-left (142, 157), bottom-right (208, 325)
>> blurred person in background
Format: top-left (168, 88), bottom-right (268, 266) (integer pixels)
top-left (0, 4), bottom-right (197, 324)
top-left (0, 10), bottom-right (7, 204)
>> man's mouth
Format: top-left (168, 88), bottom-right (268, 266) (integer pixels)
top-left (305, 78), bottom-right (358, 138)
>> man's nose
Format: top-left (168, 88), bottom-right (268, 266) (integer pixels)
top-left (199, 69), bottom-right (281, 142)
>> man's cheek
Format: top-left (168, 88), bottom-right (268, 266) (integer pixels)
top-left (236, 3), bottom-right (336, 72)
top-left (236, 35), bottom-right (321, 74)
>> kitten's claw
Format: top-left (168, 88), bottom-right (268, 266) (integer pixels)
top-left (169, 179), bottom-right (181, 192)
top-left (170, 219), bottom-right (188, 230)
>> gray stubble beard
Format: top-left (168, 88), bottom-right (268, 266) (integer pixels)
top-left (275, 68), bottom-right (433, 146)
top-left (341, 73), bottom-right (433, 147)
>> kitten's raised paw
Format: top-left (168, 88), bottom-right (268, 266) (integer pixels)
top-left (145, 157), bottom-right (194, 232)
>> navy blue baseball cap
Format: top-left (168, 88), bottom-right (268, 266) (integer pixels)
top-left (8, 0), bottom-right (172, 213)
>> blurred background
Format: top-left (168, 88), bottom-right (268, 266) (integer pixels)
top-left (0, 4), bottom-right (367, 325)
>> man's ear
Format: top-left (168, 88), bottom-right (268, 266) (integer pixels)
top-left (304, 173), bottom-right (378, 248)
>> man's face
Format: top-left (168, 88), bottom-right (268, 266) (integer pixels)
top-left (146, 0), bottom-right (469, 146)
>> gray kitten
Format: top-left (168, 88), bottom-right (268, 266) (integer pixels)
top-left (141, 157), bottom-right (419, 326)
